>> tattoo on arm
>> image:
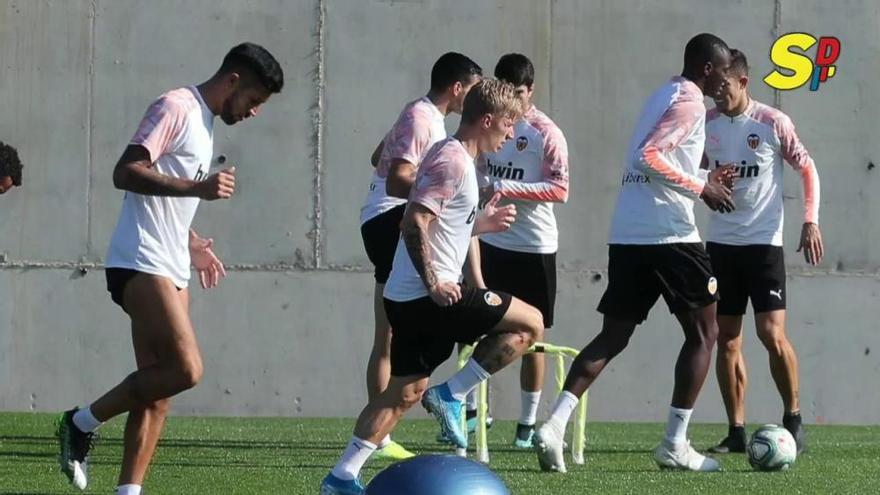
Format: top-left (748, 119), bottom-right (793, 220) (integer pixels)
top-left (402, 212), bottom-right (438, 290)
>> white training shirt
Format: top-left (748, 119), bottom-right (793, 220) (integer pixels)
top-left (477, 106), bottom-right (570, 254)
top-left (705, 99), bottom-right (820, 246)
top-left (360, 97), bottom-right (446, 224)
top-left (106, 86), bottom-right (214, 288)
top-left (608, 77), bottom-right (709, 245)
top-left (384, 138), bottom-right (479, 302)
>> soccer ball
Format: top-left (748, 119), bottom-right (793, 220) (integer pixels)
top-left (747, 424), bottom-right (797, 471)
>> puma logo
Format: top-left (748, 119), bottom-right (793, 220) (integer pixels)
top-left (769, 289), bottom-right (783, 300)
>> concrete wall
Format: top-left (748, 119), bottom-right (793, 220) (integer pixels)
top-left (1, 0), bottom-right (877, 424)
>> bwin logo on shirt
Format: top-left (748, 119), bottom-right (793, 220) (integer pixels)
top-left (715, 160), bottom-right (759, 179)
top-left (466, 207), bottom-right (476, 225)
top-left (486, 158), bottom-right (524, 181)
top-left (193, 165), bottom-right (208, 182)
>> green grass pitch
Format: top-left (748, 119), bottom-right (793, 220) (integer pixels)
top-left (1, 413), bottom-right (877, 494)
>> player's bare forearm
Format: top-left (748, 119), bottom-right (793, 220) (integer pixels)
top-left (113, 145), bottom-right (198, 197)
top-left (462, 238), bottom-right (486, 288)
top-left (401, 208), bottom-right (438, 290)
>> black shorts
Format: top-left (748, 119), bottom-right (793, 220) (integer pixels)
top-left (479, 241), bottom-right (556, 328)
top-left (361, 204), bottom-right (406, 284)
top-left (385, 286), bottom-right (513, 377)
top-left (106, 268), bottom-right (182, 312)
top-left (598, 243), bottom-right (719, 323)
top-left (106, 268), bottom-right (140, 310)
top-left (706, 242), bottom-right (786, 315)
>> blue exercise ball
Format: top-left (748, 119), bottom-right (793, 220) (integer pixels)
top-left (366, 454), bottom-right (510, 495)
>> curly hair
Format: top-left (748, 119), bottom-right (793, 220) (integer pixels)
top-left (0, 141), bottom-right (23, 186)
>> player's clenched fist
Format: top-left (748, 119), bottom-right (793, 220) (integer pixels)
top-left (195, 167), bottom-right (236, 200)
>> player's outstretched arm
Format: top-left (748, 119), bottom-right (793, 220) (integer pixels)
top-left (401, 203), bottom-right (461, 306)
top-left (776, 114), bottom-right (823, 265)
top-left (113, 145), bottom-right (235, 200)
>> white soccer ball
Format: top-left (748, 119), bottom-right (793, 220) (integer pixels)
top-left (747, 424), bottom-right (797, 471)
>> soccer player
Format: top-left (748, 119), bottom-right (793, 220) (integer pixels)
top-left (0, 140), bottom-right (23, 194)
top-left (359, 52), bottom-right (482, 459)
top-left (322, 79), bottom-right (543, 495)
top-left (704, 49), bottom-right (821, 455)
top-left (474, 53), bottom-right (570, 448)
top-left (55, 43), bottom-right (283, 494)
top-left (533, 33), bottom-right (735, 473)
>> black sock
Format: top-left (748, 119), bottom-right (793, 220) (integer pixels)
top-left (729, 424), bottom-right (746, 438)
top-left (783, 411), bottom-right (802, 429)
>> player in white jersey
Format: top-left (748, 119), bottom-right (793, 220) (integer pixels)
top-left (322, 80), bottom-right (543, 495)
top-left (56, 43), bottom-right (283, 495)
top-left (534, 34), bottom-right (736, 474)
top-left (704, 49), bottom-right (822, 455)
top-left (358, 52), bottom-right (482, 460)
top-left (474, 54), bottom-right (570, 448)
top-left (0, 140), bottom-right (23, 195)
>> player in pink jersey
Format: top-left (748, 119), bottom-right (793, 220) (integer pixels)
top-left (358, 53), bottom-right (482, 460)
top-left (322, 80), bottom-right (542, 495)
top-left (470, 53), bottom-right (570, 449)
top-left (534, 33), bottom-right (736, 474)
top-left (55, 43), bottom-right (283, 495)
top-left (704, 49), bottom-right (823, 455)
top-left (0, 140), bottom-right (23, 195)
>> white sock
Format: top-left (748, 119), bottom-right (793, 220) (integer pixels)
top-left (331, 437), bottom-right (377, 481)
top-left (465, 389), bottom-right (479, 412)
top-left (664, 407), bottom-right (693, 445)
top-left (519, 390), bottom-right (542, 426)
top-left (378, 434), bottom-right (391, 449)
top-left (116, 484), bottom-right (142, 495)
top-left (445, 358), bottom-right (491, 402)
top-left (546, 391), bottom-right (579, 431)
top-left (73, 406), bottom-right (102, 433)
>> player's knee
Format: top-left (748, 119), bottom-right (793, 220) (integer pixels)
top-left (397, 385), bottom-right (426, 411)
top-left (720, 335), bottom-right (742, 354)
top-left (522, 306), bottom-right (544, 345)
top-left (147, 397), bottom-right (171, 416)
top-left (757, 327), bottom-right (786, 356)
top-left (178, 356), bottom-right (204, 390)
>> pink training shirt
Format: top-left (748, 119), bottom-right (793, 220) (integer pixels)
top-left (478, 106), bottom-right (570, 254)
top-left (360, 97), bottom-right (446, 224)
top-left (609, 77), bottom-right (709, 244)
top-left (704, 99), bottom-right (820, 246)
top-left (384, 138), bottom-right (479, 302)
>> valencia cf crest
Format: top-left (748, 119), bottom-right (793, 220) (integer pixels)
top-left (515, 136), bottom-right (528, 152)
top-left (484, 291), bottom-right (503, 307)
top-left (747, 133), bottom-right (761, 150)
